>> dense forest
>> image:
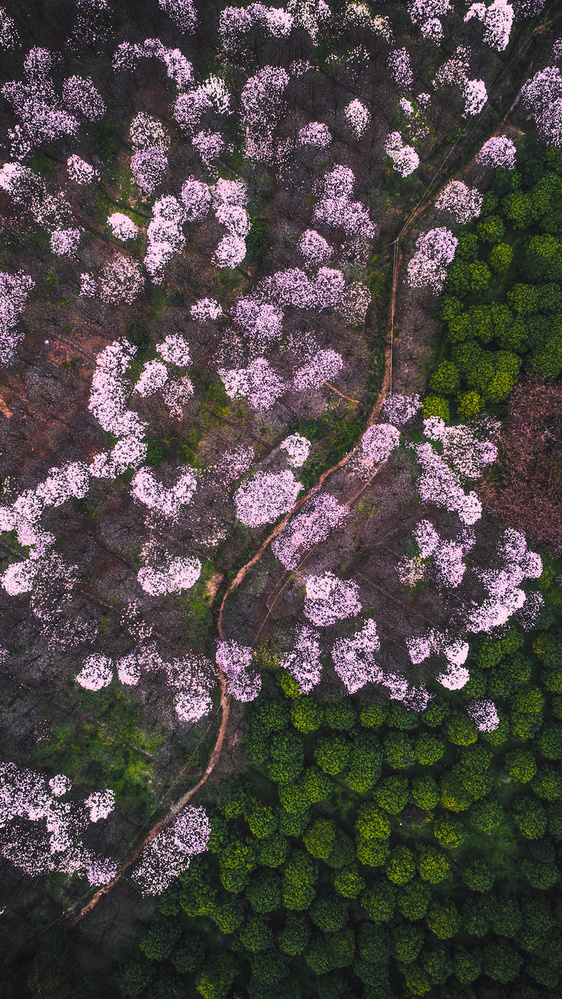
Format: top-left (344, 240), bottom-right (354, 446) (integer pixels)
top-left (0, 1), bottom-right (561, 997)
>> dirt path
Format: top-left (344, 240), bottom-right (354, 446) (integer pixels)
top-left (70, 669), bottom-right (231, 926)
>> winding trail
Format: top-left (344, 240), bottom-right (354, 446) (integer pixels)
top-left (70, 668), bottom-right (231, 925)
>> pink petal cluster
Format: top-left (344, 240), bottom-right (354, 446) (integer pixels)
top-left (131, 466), bottom-right (197, 516)
top-left (388, 48), bottom-right (414, 90)
top-left (408, 230), bottom-right (456, 292)
top-left (157, 334), bottom-right (191, 367)
top-left (408, 0), bottom-right (452, 42)
top-left (67, 154), bottom-right (98, 185)
top-left (216, 639), bottom-right (261, 702)
top-left (304, 572), bottom-right (362, 627)
top-left (85, 790), bottom-right (115, 822)
top-left (241, 65), bottom-right (289, 162)
top-left (0, 760), bottom-right (118, 884)
top-left (91, 255), bottom-right (144, 304)
top-left (281, 625), bottom-right (323, 692)
top-left (272, 493), bottom-right (348, 568)
top-left (465, 1), bottom-right (514, 52)
top-left (463, 78), bottom-right (488, 116)
top-left (361, 423), bottom-right (401, 462)
top-left (433, 47), bottom-right (487, 117)
top-left (476, 135), bottom-right (517, 169)
top-left (133, 805), bottom-right (211, 895)
top-left (220, 358), bottom-right (286, 411)
top-left (130, 112), bottom-right (169, 151)
top-left (233, 297), bottom-right (283, 347)
top-left (145, 196), bottom-right (186, 283)
top-left (158, 0), bottom-right (197, 32)
top-left (287, 0), bottom-right (330, 42)
top-left (0, 270), bottom-right (34, 363)
top-left (293, 348), bottom-right (344, 391)
top-left (332, 618), bottom-right (381, 693)
top-left (313, 165), bottom-right (376, 241)
top-left (298, 121), bottom-right (331, 147)
top-left (337, 282), bottom-right (372, 325)
top-left (299, 229), bottom-right (333, 267)
top-left (172, 89), bottom-right (212, 134)
top-left (107, 213), bottom-right (138, 241)
top-left (345, 99), bottom-right (370, 138)
top-left (50, 227), bottom-right (81, 257)
top-left (114, 39), bottom-right (194, 89)
top-left (521, 66), bottom-right (562, 147)
top-left (235, 470), bottom-right (302, 526)
top-left (62, 75), bottom-right (105, 121)
top-left (466, 698), bottom-right (500, 732)
top-left (75, 654), bottom-right (113, 690)
top-left (384, 132), bottom-right (419, 177)
top-left (280, 434), bottom-right (311, 467)
top-left (181, 177), bottom-right (212, 222)
top-left (193, 130), bottom-right (224, 171)
top-left (381, 393), bottom-right (421, 426)
top-left (435, 181), bottom-right (483, 223)
top-left (138, 554), bottom-right (202, 596)
top-left (88, 339), bottom-right (142, 436)
top-left (259, 267), bottom-right (345, 311)
top-left (1, 47), bottom-right (79, 158)
top-left (191, 297), bottom-right (222, 320)
top-left (131, 147), bottom-right (168, 197)
top-left (0, 7), bottom-right (17, 49)
top-left (416, 441), bottom-right (483, 525)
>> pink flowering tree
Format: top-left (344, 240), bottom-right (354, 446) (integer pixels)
top-left (272, 493), bottom-right (348, 569)
top-left (241, 66), bottom-right (289, 162)
top-left (131, 147), bottom-right (168, 197)
top-left (158, 0), bottom-right (197, 32)
top-left (520, 67), bottom-right (562, 147)
top-left (435, 181), bottom-right (483, 223)
top-left (220, 358), bottom-right (286, 411)
top-left (304, 572), bottom-right (362, 627)
top-left (408, 0), bottom-right (452, 42)
top-left (0, 271), bottom-right (34, 364)
top-left (50, 227), bottom-right (81, 257)
top-left (407, 227), bottom-right (458, 293)
top-left (381, 393), bottom-right (421, 426)
top-left (108, 213), bottom-right (138, 241)
top-left (466, 699), bottom-right (500, 732)
top-left (281, 625), bottom-right (323, 693)
top-left (181, 177), bottom-right (212, 222)
top-left (384, 132), bottom-right (419, 177)
top-left (464, 1), bottom-right (514, 52)
top-left (76, 653), bottom-right (113, 690)
top-left (131, 466), bottom-right (197, 516)
top-left (361, 423), bottom-right (401, 463)
top-left (293, 349), bottom-right (344, 391)
top-left (62, 75), bottom-right (105, 121)
top-left (234, 470), bottom-right (302, 526)
top-left (137, 553), bottom-right (202, 596)
top-left (67, 154), bottom-right (98, 185)
top-left (331, 618), bottom-right (381, 693)
top-left (145, 196), bottom-right (186, 283)
top-left (0, 760), bottom-right (118, 885)
top-left (132, 805), bottom-right (211, 895)
top-left (345, 99), bottom-right (370, 138)
top-left (298, 229), bottom-right (333, 268)
top-left (476, 135), bottom-right (517, 169)
top-left (216, 640), bottom-right (261, 701)
top-left (388, 49), bottom-right (414, 90)
top-left (298, 122), bottom-right (331, 147)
